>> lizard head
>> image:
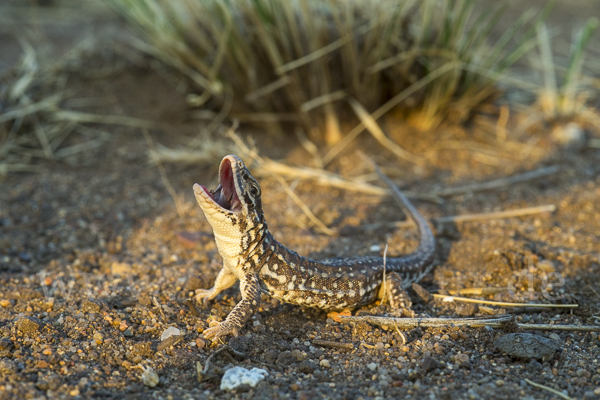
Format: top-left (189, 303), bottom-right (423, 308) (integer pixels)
top-left (193, 155), bottom-right (264, 234)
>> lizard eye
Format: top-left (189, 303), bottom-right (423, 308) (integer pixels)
top-left (249, 185), bottom-right (259, 197)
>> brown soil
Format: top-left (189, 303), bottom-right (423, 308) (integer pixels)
top-left (1, 1), bottom-right (599, 399)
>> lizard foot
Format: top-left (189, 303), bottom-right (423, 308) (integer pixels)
top-left (380, 272), bottom-right (415, 318)
top-left (194, 289), bottom-right (215, 308)
top-left (202, 321), bottom-right (240, 342)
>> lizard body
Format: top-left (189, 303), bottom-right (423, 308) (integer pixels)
top-left (193, 155), bottom-right (435, 340)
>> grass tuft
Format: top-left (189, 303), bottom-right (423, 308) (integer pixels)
top-left (107, 0), bottom-right (546, 144)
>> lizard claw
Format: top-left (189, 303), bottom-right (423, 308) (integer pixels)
top-left (202, 321), bottom-right (239, 341)
top-left (195, 289), bottom-right (214, 308)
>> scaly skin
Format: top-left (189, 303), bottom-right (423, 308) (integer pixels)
top-left (193, 155), bottom-right (436, 341)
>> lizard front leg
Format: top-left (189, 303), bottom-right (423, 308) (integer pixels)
top-left (202, 272), bottom-right (261, 341)
top-left (195, 267), bottom-right (238, 307)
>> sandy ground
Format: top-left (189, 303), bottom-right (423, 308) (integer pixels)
top-left (1, 1), bottom-right (600, 399)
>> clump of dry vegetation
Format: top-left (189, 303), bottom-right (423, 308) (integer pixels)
top-left (107, 0), bottom-right (548, 143)
top-left (0, 38), bottom-right (118, 175)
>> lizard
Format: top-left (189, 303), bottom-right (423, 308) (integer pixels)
top-left (193, 154), bottom-right (436, 341)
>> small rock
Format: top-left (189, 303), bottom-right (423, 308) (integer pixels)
top-left (93, 332), bottom-right (103, 341)
top-left (160, 327), bottom-right (181, 341)
top-left (496, 379), bottom-right (504, 386)
top-left (111, 262), bottom-right (132, 275)
top-left (320, 359), bottom-right (331, 368)
top-left (81, 298), bottom-right (104, 313)
top-left (0, 300), bottom-right (10, 308)
top-left (549, 333), bottom-right (561, 342)
top-left (577, 369), bottom-right (591, 379)
top-left (421, 357), bottom-right (438, 373)
top-left (184, 276), bottom-right (204, 292)
top-left (291, 383), bottom-right (301, 391)
top-left (551, 122), bottom-right (586, 150)
top-left (16, 316), bottom-right (43, 337)
top-left (0, 359), bottom-right (16, 376)
top-left (196, 338), bottom-right (206, 349)
top-left (123, 328), bottom-right (133, 337)
top-left (276, 351), bottom-right (296, 367)
top-left (291, 349), bottom-right (305, 361)
top-left (297, 361), bottom-right (316, 374)
top-left (367, 363), bottom-right (378, 371)
top-left (454, 303), bottom-right (477, 317)
top-left (220, 366), bottom-right (268, 391)
top-left (456, 353), bottom-right (470, 364)
top-left (594, 387), bottom-right (600, 396)
top-left (411, 283), bottom-right (432, 303)
top-left (0, 338), bottom-right (13, 351)
top-left (494, 333), bottom-right (559, 361)
top-left (36, 360), bottom-right (49, 369)
top-left (370, 245), bottom-right (381, 252)
top-left (528, 359), bottom-right (542, 372)
top-left (141, 366), bottom-right (159, 388)
top-left (537, 260), bottom-right (555, 273)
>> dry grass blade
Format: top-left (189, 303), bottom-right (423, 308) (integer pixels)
top-left (347, 97), bottom-right (425, 166)
top-left (525, 379), bottom-right (573, 400)
top-left (359, 204), bottom-right (556, 232)
top-left (433, 294), bottom-right (577, 308)
top-left (52, 110), bottom-right (159, 129)
top-left (435, 166), bottom-right (559, 197)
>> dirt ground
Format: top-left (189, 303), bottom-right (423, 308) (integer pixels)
top-left (1, 1), bottom-right (600, 399)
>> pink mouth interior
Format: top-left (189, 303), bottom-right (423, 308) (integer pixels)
top-left (206, 158), bottom-right (241, 212)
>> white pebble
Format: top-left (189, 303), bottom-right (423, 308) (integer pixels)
top-left (141, 366), bottom-right (159, 388)
top-left (320, 359), bottom-right (331, 368)
top-left (369, 245), bottom-right (381, 252)
top-left (220, 366), bottom-right (268, 391)
top-left (367, 363), bottom-right (378, 371)
top-left (160, 327), bottom-right (181, 341)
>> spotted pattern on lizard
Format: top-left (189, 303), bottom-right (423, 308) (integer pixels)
top-left (193, 155), bottom-right (436, 341)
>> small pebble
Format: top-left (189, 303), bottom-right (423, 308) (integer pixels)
top-left (320, 359), bottom-right (330, 368)
top-left (367, 363), bottom-right (378, 371)
top-left (160, 327), bottom-right (181, 341)
top-left (141, 366), bottom-right (159, 388)
top-left (369, 245), bottom-right (381, 252)
top-left (0, 300), bottom-right (10, 308)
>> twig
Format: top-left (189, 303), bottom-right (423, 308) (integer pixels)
top-left (393, 322), bottom-right (407, 345)
top-left (152, 296), bottom-right (168, 323)
top-left (434, 166), bottom-right (559, 197)
top-left (358, 204), bottom-right (556, 231)
top-left (381, 243), bottom-right (388, 306)
top-left (524, 378), bottom-right (573, 400)
top-left (201, 345), bottom-right (247, 377)
top-left (312, 339), bottom-right (354, 350)
top-left (52, 110), bottom-right (159, 128)
top-left (435, 204), bottom-right (556, 223)
top-left (339, 315), bottom-right (513, 328)
top-left (446, 288), bottom-right (509, 296)
top-left (433, 294), bottom-right (578, 308)
top-left (339, 315), bottom-right (600, 332)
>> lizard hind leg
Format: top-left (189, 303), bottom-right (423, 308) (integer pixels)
top-left (378, 272), bottom-right (415, 318)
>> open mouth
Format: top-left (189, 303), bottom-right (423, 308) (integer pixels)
top-left (194, 157), bottom-right (242, 212)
